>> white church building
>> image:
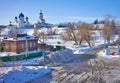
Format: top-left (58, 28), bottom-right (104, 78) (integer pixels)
top-left (13, 13), bottom-right (30, 28)
top-left (34, 10), bottom-right (51, 28)
top-left (5, 10), bottom-right (52, 36)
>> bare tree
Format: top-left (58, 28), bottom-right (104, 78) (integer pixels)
top-left (46, 27), bottom-right (57, 39)
top-left (102, 14), bottom-right (116, 43)
top-left (33, 25), bottom-right (47, 43)
top-left (37, 31), bottom-right (47, 43)
top-left (102, 25), bottom-right (114, 43)
top-left (78, 22), bottom-right (93, 47)
top-left (61, 23), bottom-right (79, 45)
top-left (0, 42), bottom-right (4, 52)
top-left (47, 27), bottom-right (56, 35)
top-left (33, 27), bottom-right (38, 36)
top-left (116, 21), bottom-right (120, 42)
top-left (104, 14), bottom-right (115, 25)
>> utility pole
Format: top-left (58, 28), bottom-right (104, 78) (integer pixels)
top-left (26, 34), bottom-right (28, 61)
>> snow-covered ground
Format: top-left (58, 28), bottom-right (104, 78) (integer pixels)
top-left (0, 49), bottom-right (79, 83)
top-left (97, 47), bottom-right (120, 58)
top-left (1, 27), bottom-right (120, 83)
top-left (0, 66), bottom-right (51, 83)
top-left (1, 27), bottom-right (120, 57)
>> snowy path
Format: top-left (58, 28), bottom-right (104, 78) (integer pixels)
top-left (30, 44), bottom-right (120, 83)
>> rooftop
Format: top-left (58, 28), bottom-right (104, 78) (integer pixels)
top-left (3, 34), bottom-right (38, 41)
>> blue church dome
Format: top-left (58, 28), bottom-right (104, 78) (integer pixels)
top-left (15, 16), bottom-right (17, 19)
top-left (19, 13), bottom-right (24, 18)
top-left (26, 16), bottom-right (28, 19)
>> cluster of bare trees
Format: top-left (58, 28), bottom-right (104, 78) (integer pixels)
top-left (62, 15), bottom-right (118, 47)
top-left (102, 24), bottom-right (114, 43)
top-left (62, 22), bottom-right (93, 47)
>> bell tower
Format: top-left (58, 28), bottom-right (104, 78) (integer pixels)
top-left (38, 10), bottom-right (45, 23)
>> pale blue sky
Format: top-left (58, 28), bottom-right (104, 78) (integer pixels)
top-left (0, 0), bottom-right (119, 25)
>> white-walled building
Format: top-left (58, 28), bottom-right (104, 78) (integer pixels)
top-left (13, 13), bottom-right (30, 28)
top-left (34, 10), bottom-right (51, 28)
top-left (94, 24), bottom-right (104, 29)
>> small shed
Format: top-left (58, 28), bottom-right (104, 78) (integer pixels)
top-left (56, 45), bottom-right (61, 51)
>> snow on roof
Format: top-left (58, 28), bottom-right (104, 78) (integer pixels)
top-left (4, 35), bottom-right (38, 41)
top-left (18, 28), bottom-right (34, 36)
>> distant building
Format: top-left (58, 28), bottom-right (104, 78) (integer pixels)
top-left (0, 25), bottom-right (7, 37)
top-left (58, 23), bottom-right (67, 28)
top-left (0, 25), bottom-right (7, 28)
top-left (94, 24), bottom-right (104, 29)
top-left (3, 34), bottom-right (38, 53)
top-left (34, 10), bottom-right (51, 28)
top-left (7, 21), bottom-right (18, 37)
top-left (13, 13), bottom-right (30, 28)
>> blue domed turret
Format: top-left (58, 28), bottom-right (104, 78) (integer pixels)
top-left (19, 13), bottom-right (24, 18)
top-left (26, 16), bottom-right (28, 19)
top-left (9, 21), bottom-right (12, 26)
top-left (15, 16), bottom-right (17, 19)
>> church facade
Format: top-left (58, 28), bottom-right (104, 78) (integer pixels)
top-left (13, 13), bottom-right (30, 28)
top-left (34, 10), bottom-right (51, 28)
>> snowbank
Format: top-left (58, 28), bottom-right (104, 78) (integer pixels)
top-left (39, 49), bottom-right (80, 64)
top-left (68, 45), bottom-right (90, 54)
top-left (97, 49), bottom-right (120, 58)
top-left (0, 66), bottom-right (51, 83)
top-left (0, 52), bottom-right (17, 57)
